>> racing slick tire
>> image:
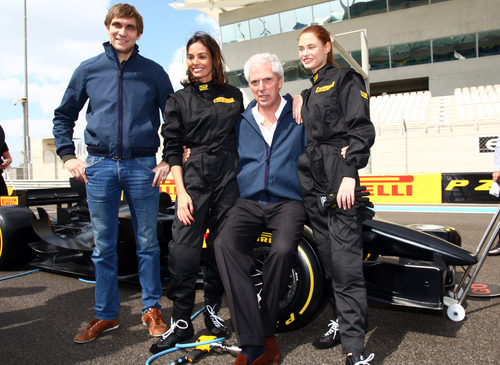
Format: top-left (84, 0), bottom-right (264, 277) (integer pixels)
top-left (0, 206), bottom-right (37, 269)
top-left (253, 227), bottom-right (325, 332)
top-left (406, 224), bottom-right (461, 289)
top-left (408, 224), bottom-right (461, 246)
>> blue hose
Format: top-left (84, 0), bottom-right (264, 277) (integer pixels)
top-left (145, 346), bottom-right (181, 365)
top-left (190, 306), bottom-right (206, 321)
top-left (145, 337), bottom-right (226, 365)
top-left (144, 306), bottom-right (224, 365)
top-left (78, 278), bottom-right (96, 284)
top-left (0, 268), bottom-right (40, 281)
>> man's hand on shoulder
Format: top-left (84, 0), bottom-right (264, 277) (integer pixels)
top-left (182, 145), bottom-right (191, 164)
top-left (292, 94), bottom-right (303, 124)
top-left (152, 160), bottom-right (170, 187)
top-left (64, 158), bottom-right (88, 183)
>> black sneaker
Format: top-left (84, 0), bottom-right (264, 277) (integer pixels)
top-left (346, 353), bottom-right (374, 365)
top-left (488, 243), bottom-right (500, 256)
top-left (312, 319), bottom-right (341, 349)
top-left (149, 318), bottom-right (194, 354)
top-left (204, 304), bottom-right (230, 338)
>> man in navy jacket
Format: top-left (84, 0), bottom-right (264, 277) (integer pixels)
top-left (53, 4), bottom-right (173, 343)
top-left (214, 53), bottom-right (306, 365)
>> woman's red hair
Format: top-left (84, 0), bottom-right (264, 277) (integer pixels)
top-left (299, 25), bottom-right (337, 67)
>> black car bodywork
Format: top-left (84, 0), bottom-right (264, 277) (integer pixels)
top-left (0, 180), bottom-right (483, 329)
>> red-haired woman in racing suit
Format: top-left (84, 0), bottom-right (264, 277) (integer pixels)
top-left (150, 32), bottom-right (243, 354)
top-left (297, 25), bottom-right (376, 365)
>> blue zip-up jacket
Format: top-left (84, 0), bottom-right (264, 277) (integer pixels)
top-left (53, 42), bottom-right (173, 160)
top-left (236, 94), bottom-right (306, 202)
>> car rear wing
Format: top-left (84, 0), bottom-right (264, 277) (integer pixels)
top-left (12, 187), bottom-right (82, 207)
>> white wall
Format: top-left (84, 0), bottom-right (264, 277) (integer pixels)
top-left (368, 123), bottom-right (498, 174)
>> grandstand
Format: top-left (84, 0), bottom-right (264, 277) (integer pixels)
top-left (370, 85), bottom-right (500, 129)
top-left (368, 85), bottom-right (499, 174)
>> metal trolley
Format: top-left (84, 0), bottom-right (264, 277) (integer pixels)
top-left (444, 205), bottom-right (500, 321)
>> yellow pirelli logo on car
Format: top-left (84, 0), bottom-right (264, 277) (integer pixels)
top-left (213, 97), bottom-right (235, 103)
top-left (0, 196), bottom-right (18, 206)
top-left (315, 81), bottom-right (335, 93)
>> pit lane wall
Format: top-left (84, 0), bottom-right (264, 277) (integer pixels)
top-left (157, 172), bottom-right (497, 205)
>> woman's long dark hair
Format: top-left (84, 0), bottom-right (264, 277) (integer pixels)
top-left (182, 32), bottom-right (227, 87)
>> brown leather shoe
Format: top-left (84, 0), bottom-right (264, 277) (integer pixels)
top-left (265, 336), bottom-right (281, 364)
top-left (234, 352), bottom-right (270, 365)
top-left (141, 308), bottom-right (168, 336)
top-left (73, 318), bottom-right (119, 343)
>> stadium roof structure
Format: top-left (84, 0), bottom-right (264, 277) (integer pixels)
top-left (168, 0), bottom-right (270, 19)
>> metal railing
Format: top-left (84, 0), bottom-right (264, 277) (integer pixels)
top-left (7, 179), bottom-right (70, 190)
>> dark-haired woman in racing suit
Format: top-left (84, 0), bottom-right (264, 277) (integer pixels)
top-left (297, 25), bottom-right (376, 365)
top-left (150, 32), bottom-right (243, 354)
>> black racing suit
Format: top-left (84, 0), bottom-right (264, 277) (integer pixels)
top-left (0, 125), bottom-right (8, 196)
top-left (297, 64), bottom-right (375, 354)
top-left (162, 81), bottom-right (244, 321)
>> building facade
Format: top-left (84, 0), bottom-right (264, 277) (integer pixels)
top-left (216, 0), bottom-right (500, 97)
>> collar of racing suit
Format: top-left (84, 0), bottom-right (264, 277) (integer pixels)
top-left (310, 63), bottom-right (335, 86)
top-left (192, 80), bottom-right (222, 101)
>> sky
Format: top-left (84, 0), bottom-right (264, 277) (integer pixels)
top-left (0, 0), bottom-right (219, 168)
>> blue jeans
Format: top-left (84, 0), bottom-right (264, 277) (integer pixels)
top-left (85, 155), bottom-right (162, 320)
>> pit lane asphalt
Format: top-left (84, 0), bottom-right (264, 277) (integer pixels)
top-left (1, 210), bottom-right (499, 364)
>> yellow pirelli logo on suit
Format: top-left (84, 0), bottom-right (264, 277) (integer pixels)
top-left (213, 97), bottom-right (235, 103)
top-left (315, 81), bottom-right (335, 93)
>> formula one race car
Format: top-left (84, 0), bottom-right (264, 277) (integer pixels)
top-left (1, 179), bottom-right (498, 329)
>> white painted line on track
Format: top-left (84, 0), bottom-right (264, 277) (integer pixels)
top-left (373, 205), bottom-right (499, 214)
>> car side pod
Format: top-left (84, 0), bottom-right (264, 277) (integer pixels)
top-left (363, 254), bottom-right (450, 311)
top-left (362, 206), bottom-right (500, 322)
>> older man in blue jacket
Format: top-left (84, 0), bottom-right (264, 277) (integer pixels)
top-left (53, 4), bottom-right (173, 343)
top-left (214, 53), bottom-right (306, 365)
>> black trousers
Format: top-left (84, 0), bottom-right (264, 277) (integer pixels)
top-left (298, 150), bottom-right (367, 355)
top-left (214, 198), bottom-right (306, 346)
top-left (166, 152), bottom-right (239, 320)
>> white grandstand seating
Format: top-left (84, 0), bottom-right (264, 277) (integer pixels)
top-left (370, 84), bottom-right (500, 128)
